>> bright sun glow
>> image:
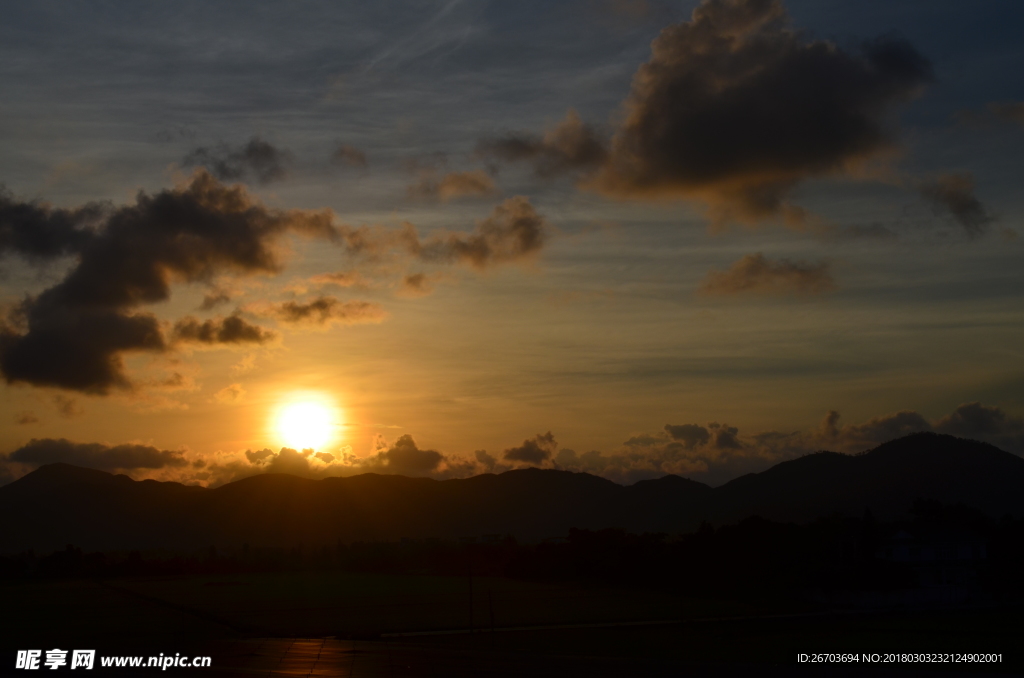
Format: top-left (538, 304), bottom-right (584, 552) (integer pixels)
top-left (275, 400), bottom-right (336, 451)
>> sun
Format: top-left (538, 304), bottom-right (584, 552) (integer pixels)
top-left (275, 399), bottom-right (337, 451)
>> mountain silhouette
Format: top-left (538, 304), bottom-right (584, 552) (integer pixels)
top-left (2, 433), bottom-right (1023, 552)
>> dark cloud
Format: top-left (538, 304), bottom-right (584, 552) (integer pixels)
top-left (53, 394), bottom-right (83, 418)
top-left (664, 423), bottom-right (710, 449)
top-left (0, 171), bottom-right (334, 393)
top-left (172, 314), bottom-right (276, 346)
top-left (14, 411), bottom-right (39, 425)
top-left (401, 273), bottom-right (435, 297)
top-left (474, 449), bottom-right (498, 473)
top-left (0, 188), bottom-right (104, 261)
top-left (408, 170), bottom-right (496, 201)
top-left (376, 434), bottom-right (444, 474)
top-left (919, 173), bottom-right (995, 238)
top-left (699, 253), bottom-right (835, 296)
top-left (478, 110), bottom-right (608, 178)
top-left (245, 448), bottom-right (274, 464)
top-left (594, 0), bottom-right (932, 224)
top-left (259, 296), bottom-right (386, 327)
top-left (198, 288), bottom-right (233, 310)
top-left (6, 438), bottom-right (187, 471)
top-left (410, 196), bottom-right (547, 269)
top-left (503, 431), bottom-right (557, 465)
top-left (487, 0), bottom-right (929, 227)
top-left (934, 402), bottom-right (1024, 454)
top-left (314, 451), bottom-right (335, 463)
top-left (331, 144), bottom-right (368, 168)
top-left (183, 137), bottom-right (292, 185)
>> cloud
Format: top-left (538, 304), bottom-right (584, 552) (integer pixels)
top-left (14, 411), bottom-right (39, 425)
top-left (307, 271), bottom-right (364, 288)
top-left (0, 171), bottom-right (334, 394)
top-left (988, 102), bottom-right (1024, 125)
top-left (255, 296), bottom-right (386, 327)
top-left (183, 137), bottom-right (292, 184)
top-left (409, 196), bottom-right (547, 269)
top-left (485, 0), bottom-right (931, 227)
top-left (172, 314), bottom-right (276, 346)
top-left (919, 173), bottom-right (995, 238)
top-left (934, 402), bottom-right (1024, 454)
top-left (408, 169), bottom-right (496, 201)
top-left (698, 253), bottom-right (836, 296)
top-left (478, 110), bottom-right (608, 178)
top-left (503, 431), bottom-right (557, 465)
top-left (373, 434), bottom-right (445, 474)
top-left (213, 383), bottom-right (245, 404)
top-left (0, 187), bottom-right (104, 261)
top-left (593, 0), bottom-right (932, 225)
top-left (5, 438), bottom-right (188, 471)
top-left (400, 273), bottom-right (438, 297)
top-left (664, 423), bottom-right (710, 448)
top-left (314, 451), bottom-right (335, 463)
top-left (198, 288), bottom-right (233, 310)
top-left (245, 448), bottom-right (274, 464)
top-left (331, 144), bottom-right (368, 169)
top-left (53, 394), bottom-right (83, 418)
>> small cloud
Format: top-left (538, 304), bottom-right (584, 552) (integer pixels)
top-left (182, 137), bottom-right (292, 184)
top-left (409, 169), bottom-right (497, 202)
top-left (399, 273), bottom-right (438, 298)
top-left (306, 271), bottom-right (364, 289)
top-left (254, 296), bottom-right (386, 328)
top-left (988, 101), bottom-right (1024, 126)
top-left (213, 383), bottom-right (245, 404)
top-left (919, 173), bottom-right (995, 238)
top-left (478, 110), bottom-right (607, 178)
top-left (53, 394), bottom-right (83, 418)
top-left (699, 253), bottom-right (836, 296)
top-left (172, 314), bottom-right (277, 346)
top-left (14, 411), bottom-right (39, 425)
top-left (503, 431), bottom-right (557, 465)
top-left (331, 144), bottom-right (368, 169)
top-left (199, 288), bottom-right (233, 311)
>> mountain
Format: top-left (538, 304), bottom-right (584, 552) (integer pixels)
top-left (2, 433), bottom-right (1023, 553)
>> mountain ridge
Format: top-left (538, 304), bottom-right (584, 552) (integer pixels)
top-left (2, 432), bottom-right (1023, 552)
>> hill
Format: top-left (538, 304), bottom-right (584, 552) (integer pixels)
top-left (2, 433), bottom-right (1023, 552)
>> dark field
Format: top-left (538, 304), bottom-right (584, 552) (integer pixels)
top-left (3, 573), bottom-right (1022, 677)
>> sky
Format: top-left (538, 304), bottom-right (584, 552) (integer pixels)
top-left (1, 0), bottom-right (1023, 488)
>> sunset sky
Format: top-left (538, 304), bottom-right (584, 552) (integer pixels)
top-left (1, 0), bottom-right (1022, 487)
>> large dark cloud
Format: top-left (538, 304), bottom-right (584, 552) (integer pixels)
top-left (183, 137), bottom-right (292, 185)
top-left (483, 0), bottom-right (932, 227)
top-left (699, 253), bottom-right (836, 296)
top-left (6, 438), bottom-right (188, 471)
top-left (172, 314), bottom-right (276, 345)
top-left (591, 0), bottom-right (932, 224)
top-left (0, 171), bottom-right (334, 393)
top-left (503, 431), bottom-right (557, 465)
top-left (919, 173), bottom-right (995, 238)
